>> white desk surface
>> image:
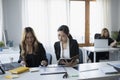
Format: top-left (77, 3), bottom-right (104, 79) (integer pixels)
top-left (1, 61), bottom-right (120, 80)
top-left (0, 66), bottom-right (85, 80)
top-left (81, 46), bottom-right (119, 63)
top-left (78, 61), bottom-right (120, 80)
top-left (82, 46), bottom-right (119, 52)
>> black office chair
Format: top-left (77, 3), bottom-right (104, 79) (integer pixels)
top-left (46, 53), bottom-right (52, 64)
top-left (79, 49), bottom-right (83, 64)
top-left (94, 33), bottom-right (101, 39)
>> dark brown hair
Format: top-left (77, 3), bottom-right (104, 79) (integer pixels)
top-left (58, 25), bottom-right (73, 39)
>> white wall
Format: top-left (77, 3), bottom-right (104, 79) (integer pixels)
top-left (0, 0), bottom-right (2, 41)
top-left (118, 0), bottom-right (120, 30)
top-left (110, 0), bottom-right (119, 31)
top-left (2, 0), bottom-right (22, 46)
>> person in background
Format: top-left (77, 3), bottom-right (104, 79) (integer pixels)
top-left (100, 28), bottom-right (117, 46)
top-left (54, 25), bottom-right (79, 67)
top-left (18, 27), bottom-right (48, 67)
top-left (89, 28), bottom-right (117, 62)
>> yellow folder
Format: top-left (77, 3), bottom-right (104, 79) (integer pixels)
top-left (9, 66), bottom-right (29, 74)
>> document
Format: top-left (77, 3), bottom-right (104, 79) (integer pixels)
top-left (107, 63), bottom-right (120, 72)
top-left (100, 66), bottom-right (118, 74)
top-left (40, 66), bottom-right (66, 75)
top-left (30, 67), bottom-right (39, 72)
top-left (107, 63), bottom-right (120, 69)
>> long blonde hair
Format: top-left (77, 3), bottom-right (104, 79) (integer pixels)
top-left (101, 28), bottom-right (110, 38)
top-left (20, 27), bottom-right (39, 59)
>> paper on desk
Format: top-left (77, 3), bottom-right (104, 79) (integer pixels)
top-left (5, 74), bottom-right (19, 79)
top-left (40, 66), bottom-right (66, 75)
top-left (30, 68), bottom-right (39, 72)
top-left (100, 66), bottom-right (118, 74)
top-left (107, 63), bottom-right (120, 68)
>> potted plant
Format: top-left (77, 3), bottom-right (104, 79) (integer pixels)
top-left (0, 41), bottom-right (5, 51)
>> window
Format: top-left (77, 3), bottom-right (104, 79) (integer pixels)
top-left (70, 1), bottom-right (85, 43)
top-left (70, 0), bottom-right (110, 46)
top-left (22, 0), bottom-right (111, 51)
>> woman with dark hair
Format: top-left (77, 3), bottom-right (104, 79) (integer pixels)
top-left (18, 27), bottom-right (48, 67)
top-left (54, 25), bottom-right (79, 67)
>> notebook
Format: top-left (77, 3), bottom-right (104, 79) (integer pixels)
top-left (9, 66), bottom-right (29, 74)
top-left (58, 55), bottom-right (79, 66)
top-left (94, 39), bottom-right (108, 48)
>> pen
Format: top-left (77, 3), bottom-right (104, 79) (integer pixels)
top-left (80, 68), bottom-right (99, 72)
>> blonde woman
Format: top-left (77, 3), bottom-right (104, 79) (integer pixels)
top-left (18, 27), bottom-right (48, 67)
top-left (101, 28), bottom-right (116, 47)
top-left (89, 28), bottom-right (117, 62)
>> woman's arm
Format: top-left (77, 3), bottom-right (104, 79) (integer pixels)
top-left (38, 43), bottom-right (48, 66)
top-left (18, 44), bottom-right (22, 63)
top-left (110, 40), bottom-right (117, 47)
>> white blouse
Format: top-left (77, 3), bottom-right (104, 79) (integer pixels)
top-left (60, 38), bottom-right (70, 59)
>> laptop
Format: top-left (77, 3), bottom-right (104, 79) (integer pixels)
top-left (94, 39), bottom-right (108, 48)
top-left (0, 62), bottom-right (22, 71)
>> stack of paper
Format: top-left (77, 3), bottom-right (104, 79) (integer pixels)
top-left (100, 66), bottom-right (118, 74)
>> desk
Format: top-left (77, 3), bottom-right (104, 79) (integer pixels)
top-left (1, 61), bottom-right (120, 80)
top-left (81, 46), bottom-right (119, 63)
top-left (0, 66), bottom-right (85, 80)
top-left (78, 61), bottom-right (120, 80)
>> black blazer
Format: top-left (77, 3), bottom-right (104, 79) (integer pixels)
top-left (54, 39), bottom-right (79, 60)
top-left (18, 42), bottom-right (47, 67)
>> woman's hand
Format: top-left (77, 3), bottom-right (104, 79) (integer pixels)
top-left (41, 60), bottom-right (48, 66)
top-left (20, 61), bottom-right (26, 66)
top-left (110, 40), bottom-right (117, 47)
top-left (64, 59), bottom-right (78, 67)
top-left (58, 59), bottom-right (66, 65)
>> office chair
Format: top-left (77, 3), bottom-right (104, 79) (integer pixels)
top-left (94, 33), bottom-right (101, 39)
top-left (79, 49), bottom-right (83, 64)
top-left (46, 53), bottom-right (52, 64)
